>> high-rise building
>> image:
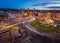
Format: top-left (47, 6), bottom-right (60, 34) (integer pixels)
top-left (27, 8), bottom-right (30, 16)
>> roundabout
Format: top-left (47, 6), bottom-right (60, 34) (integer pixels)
top-left (32, 20), bottom-right (60, 32)
top-left (24, 17), bottom-right (60, 43)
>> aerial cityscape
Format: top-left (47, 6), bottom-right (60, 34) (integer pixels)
top-left (0, 8), bottom-right (60, 43)
top-left (0, 0), bottom-right (60, 43)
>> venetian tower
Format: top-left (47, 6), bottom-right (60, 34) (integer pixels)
top-left (33, 8), bottom-right (36, 16)
top-left (21, 9), bottom-right (24, 15)
top-left (27, 8), bottom-right (30, 16)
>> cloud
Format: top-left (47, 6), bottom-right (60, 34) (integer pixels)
top-left (23, 0), bottom-right (60, 9)
top-left (32, 0), bottom-right (60, 8)
top-left (50, 0), bottom-right (60, 3)
top-left (46, 4), bottom-right (60, 7)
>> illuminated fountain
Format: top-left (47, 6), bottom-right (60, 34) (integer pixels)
top-left (44, 12), bottom-right (55, 26)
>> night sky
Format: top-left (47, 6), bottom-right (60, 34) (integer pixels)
top-left (0, 0), bottom-right (60, 9)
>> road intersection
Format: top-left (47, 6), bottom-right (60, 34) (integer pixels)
top-left (0, 16), bottom-right (60, 42)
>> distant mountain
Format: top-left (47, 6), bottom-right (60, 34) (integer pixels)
top-left (47, 6), bottom-right (60, 8)
top-left (0, 8), bottom-right (20, 11)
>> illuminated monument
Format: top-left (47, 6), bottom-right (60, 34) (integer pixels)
top-left (44, 12), bottom-right (54, 25)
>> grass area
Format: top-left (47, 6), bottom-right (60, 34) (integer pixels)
top-left (32, 20), bottom-right (60, 32)
top-left (57, 21), bottom-right (60, 24)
